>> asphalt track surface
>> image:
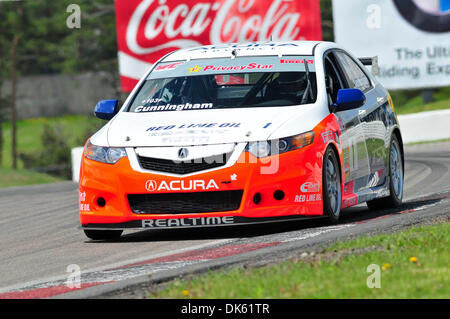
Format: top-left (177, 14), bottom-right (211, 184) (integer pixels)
top-left (0, 141), bottom-right (449, 298)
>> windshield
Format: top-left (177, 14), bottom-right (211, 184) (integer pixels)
top-left (127, 56), bottom-right (316, 113)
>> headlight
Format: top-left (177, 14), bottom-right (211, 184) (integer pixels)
top-left (84, 141), bottom-right (127, 164)
top-left (246, 131), bottom-right (314, 158)
top-left (247, 141), bottom-right (272, 158)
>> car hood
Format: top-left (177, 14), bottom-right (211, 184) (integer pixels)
top-left (104, 106), bottom-right (312, 147)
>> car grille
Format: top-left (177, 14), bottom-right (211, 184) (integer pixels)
top-left (137, 152), bottom-right (232, 175)
top-left (128, 190), bottom-right (243, 214)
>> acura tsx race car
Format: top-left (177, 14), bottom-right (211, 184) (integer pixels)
top-left (79, 41), bottom-right (404, 240)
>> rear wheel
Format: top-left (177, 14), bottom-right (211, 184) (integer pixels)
top-left (322, 147), bottom-right (342, 224)
top-left (83, 229), bottom-right (123, 240)
top-left (367, 135), bottom-right (403, 210)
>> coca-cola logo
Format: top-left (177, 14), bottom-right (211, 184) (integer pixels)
top-left (115, 0), bottom-right (322, 91)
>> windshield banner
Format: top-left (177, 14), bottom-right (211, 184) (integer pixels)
top-left (148, 56), bottom-right (315, 79)
top-left (115, 0), bottom-right (322, 92)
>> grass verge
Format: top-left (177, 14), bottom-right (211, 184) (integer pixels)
top-left (395, 97), bottom-right (450, 115)
top-left (0, 115), bottom-right (103, 188)
top-left (0, 167), bottom-right (63, 188)
top-left (406, 138), bottom-right (450, 146)
top-left (1, 115), bottom-right (103, 169)
top-left (147, 222), bottom-right (449, 299)
top-left (393, 87), bottom-right (450, 115)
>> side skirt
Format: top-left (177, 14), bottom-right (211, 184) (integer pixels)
top-left (342, 177), bottom-right (390, 209)
top-left (355, 176), bottom-right (391, 205)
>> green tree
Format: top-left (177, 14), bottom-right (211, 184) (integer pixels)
top-left (321, 0), bottom-right (334, 41)
top-left (0, 0), bottom-right (119, 168)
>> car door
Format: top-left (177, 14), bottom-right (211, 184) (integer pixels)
top-left (324, 51), bottom-right (371, 194)
top-left (334, 51), bottom-right (388, 188)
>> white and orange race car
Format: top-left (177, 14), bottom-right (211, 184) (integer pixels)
top-left (79, 41), bottom-right (404, 240)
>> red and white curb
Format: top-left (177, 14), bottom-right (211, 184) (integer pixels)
top-left (0, 226), bottom-right (351, 299)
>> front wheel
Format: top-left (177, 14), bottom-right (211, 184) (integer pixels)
top-left (367, 135), bottom-right (403, 210)
top-left (322, 147), bottom-right (342, 224)
top-left (83, 229), bottom-right (123, 240)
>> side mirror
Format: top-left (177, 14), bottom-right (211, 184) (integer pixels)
top-left (94, 99), bottom-right (119, 120)
top-left (332, 89), bottom-right (366, 112)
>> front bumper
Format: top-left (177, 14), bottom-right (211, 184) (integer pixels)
top-left (79, 144), bottom-right (325, 230)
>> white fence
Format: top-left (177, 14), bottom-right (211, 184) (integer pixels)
top-left (71, 147), bottom-right (84, 183)
top-left (397, 109), bottom-right (450, 144)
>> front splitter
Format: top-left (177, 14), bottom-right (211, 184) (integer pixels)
top-left (82, 214), bottom-right (325, 230)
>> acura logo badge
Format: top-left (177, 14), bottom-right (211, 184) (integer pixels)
top-left (145, 180), bottom-right (157, 192)
top-left (178, 148), bottom-right (188, 159)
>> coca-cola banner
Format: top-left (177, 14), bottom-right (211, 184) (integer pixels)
top-left (115, 0), bottom-right (322, 92)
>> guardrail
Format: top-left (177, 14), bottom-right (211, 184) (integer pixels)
top-left (397, 109), bottom-right (450, 144)
top-left (71, 147), bottom-right (84, 183)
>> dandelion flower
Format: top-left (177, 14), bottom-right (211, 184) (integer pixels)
top-left (409, 257), bottom-right (418, 263)
top-left (382, 263), bottom-right (391, 271)
top-left (182, 289), bottom-right (189, 296)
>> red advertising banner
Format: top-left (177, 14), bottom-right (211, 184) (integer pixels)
top-left (115, 0), bottom-right (322, 92)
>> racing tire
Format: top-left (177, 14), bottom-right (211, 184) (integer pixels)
top-left (83, 229), bottom-right (123, 240)
top-left (366, 135), bottom-right (403, 211)
top-left (322, 147), bottom-right (342, 224)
